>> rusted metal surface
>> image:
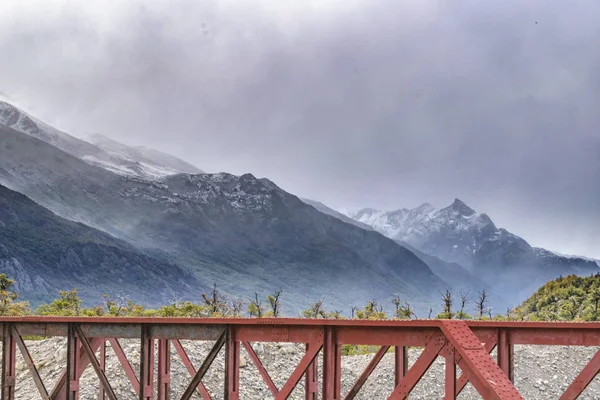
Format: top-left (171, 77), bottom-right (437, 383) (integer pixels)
top-left (65, 324), bottom-right (79, 400)
top-left (99, 340), bottom-right (107, 400)
top-left (139, 325), bottom-right (154, 400)
top-left (50, 336), bottom-right (105, 400)
top-left (322, 327), bottom-right (340, 399)
top-left (440, 320), bottom-right (523, 400)
top-left (497, 329), bottom-right (514, 382)
top-left (225, 326), bottom-right (240, 400)
top-left (234, 325), bottom-right (324, 344)
top-left (456, 339), bottom-right (497, 396)
top-left (2, 324), bottom-right (16, 400)
top-left (336, 326), bottom-right (437, 347)
top-left (443, 346), bottom-right (456, 400)
top-left (305, 344), bottom-right (319, 400)
top-left (394, 345), bottom-right (408, 386)
top-left (2, 316), bottom-right (600, 328)
top-left (74, 327), bottom-right (117, 400)
top-left (157, 339), bottom-right (170, 400)
top-left (3, 317), bottom-right (600, 399)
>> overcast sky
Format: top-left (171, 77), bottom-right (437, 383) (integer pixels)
top-left (1, 0), bottom-right (599, 258)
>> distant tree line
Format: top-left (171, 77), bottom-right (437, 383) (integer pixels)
top-left (0, 273), bottom-right (496, 321)
top-left (4, 273), bottom-right (600, 322)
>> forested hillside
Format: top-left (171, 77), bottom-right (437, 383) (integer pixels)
top-left (513, 274), bottom-right (600, 321)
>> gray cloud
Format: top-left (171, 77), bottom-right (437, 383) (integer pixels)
top-left (1, 0), bottom-right (599, 257)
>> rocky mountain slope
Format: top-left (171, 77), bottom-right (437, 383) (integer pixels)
top-left (0, 183), bottom-right (199, 306)
top-left (301, 198), bottom-right (374, 231)
top-left (349, 200), bottom-right (598, 304)
top-left (395, 240), bottom-right (490, 296)
top-left (0, 101), bottom-right (201, 179)
top-left (0, 123), bottom-right (446, 313)
top-left (548, 251), bottom-right (600, 267)
top-left (88, 133), bottom-right (203, 175)
top-left (301, 198), bottom-right (489, 296)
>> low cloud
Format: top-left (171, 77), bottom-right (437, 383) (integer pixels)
top-left (0, 0), bottom-right (599, 257)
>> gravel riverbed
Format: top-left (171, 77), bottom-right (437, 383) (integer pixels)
top-left (6, 338), bottom-right (600, 399)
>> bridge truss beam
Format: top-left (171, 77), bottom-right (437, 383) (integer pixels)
top-left (2, 318), bottom-right (600, 399)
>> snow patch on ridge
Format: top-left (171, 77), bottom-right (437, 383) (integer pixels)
top-left (0, 100), bottom-right (202, 180)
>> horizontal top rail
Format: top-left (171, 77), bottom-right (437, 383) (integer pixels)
top-left (1, 316), bottom-right (599, 329)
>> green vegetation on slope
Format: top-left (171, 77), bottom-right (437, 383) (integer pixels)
top-left (0, 274), bottom-right (30, 316)
top-left (7, 272), bottom-right (600, 323)
top-left (512, 274), bottom-right (600, 321)
top-left (0, 273), bottom-right (501, 321)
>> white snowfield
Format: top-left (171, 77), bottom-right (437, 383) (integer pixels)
top-left (348, 200), bottom-right (499, 246)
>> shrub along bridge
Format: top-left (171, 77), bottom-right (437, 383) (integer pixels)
top-left (1, 317), bottom-right (600, 399)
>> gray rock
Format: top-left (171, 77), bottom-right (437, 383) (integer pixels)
top-left (9, 338), bottom-right (600, 399)
top-left (252, 343), bottom-right (265, 355)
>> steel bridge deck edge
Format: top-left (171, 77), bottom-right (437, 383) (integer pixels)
top-left (1, 316), bottom-right (599, 329)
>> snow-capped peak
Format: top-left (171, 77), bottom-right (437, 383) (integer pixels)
top-left (0, 100), bottom-right (202, 180)
top-left (349, 199), bottom-right (492, 241)
top-left (348, 199), bottom-right (503, 266)
top-left (446, 198), bottom-right (476, 216)
top-left (415, 202), bottom-right (435, 212)
top-left (0, 101), bottom-right (66, 145)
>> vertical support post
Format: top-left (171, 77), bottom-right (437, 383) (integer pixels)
top-left (335, 343), bottom-right (342, 399)
top-left (444, 347), bottom-right (456, 400)
top-left (224, 326), bottom-right (240, 400)
top-left (497, 329), bottom-right (514, 382)
top-left (139, 325), bottom-right (154, 400)
top-left (322, 327), bottom-right (341, 400)
top-left (2, 324), bottom-right (16, 400)
top-left (98, 341), bottom-right (106, 400)
top-left (394, 346), bottom-right (408, 386)
top-left (305, 343), bottom-right (318, 400)
top-left (157, 339), bottom-right (170, 400)
top-left (51, 338), bottom-right (105, 400)
top-left (66, 324), bottom-right (80, 400)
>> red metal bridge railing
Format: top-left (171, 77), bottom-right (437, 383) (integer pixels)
top-left (1, 317), bottom-right (600, 399)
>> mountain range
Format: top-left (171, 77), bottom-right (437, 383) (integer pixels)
top-left (0, 102), bottom-right (447, 313)
top-left (300, 199), bottom-right (492, 296)
top-left (347, 201), bottom-right (598, 305)
top-left (0, 183), bottom-right (197, 306)
top-left (0, 99), bottom-right (596, 313)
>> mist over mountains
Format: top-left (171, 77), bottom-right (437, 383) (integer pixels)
top-left (1, 102), bottom-right (446, 313)
top-left (0, 100), bottom-right (597, 313)
top-left (0, 101), bottom-right (202, 180)
top-left (346, 201), bottom-right (599, 305)
top-left (0, 183), bottom-right (198, 306)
